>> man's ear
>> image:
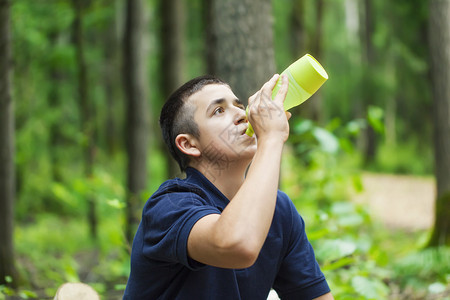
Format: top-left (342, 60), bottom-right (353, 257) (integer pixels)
top-left (175, 134), bottom-right (201, 157)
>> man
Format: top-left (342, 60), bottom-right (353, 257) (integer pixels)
top-left (124, 74), bottom-right (333, 299)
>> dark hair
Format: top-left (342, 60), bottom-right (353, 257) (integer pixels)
top-left (159, 75), bottom-right (228, 172)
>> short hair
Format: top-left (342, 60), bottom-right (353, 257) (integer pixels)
top-left (159, 75), bottom-right (228, 172)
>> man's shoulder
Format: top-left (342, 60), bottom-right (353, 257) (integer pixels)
top-left (141, 176), bottom-right (217, 216)
top-left (275, 190), bottom-right (295, 213)
top-left (152, 177), bottom-right (207, 199)
top-left (273, 190), bottom-right (306, 232)
top-left (276, 190), bottom-right (290, 201)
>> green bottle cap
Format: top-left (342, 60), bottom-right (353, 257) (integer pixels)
top-left (288, 54), bottom-right (328, 94)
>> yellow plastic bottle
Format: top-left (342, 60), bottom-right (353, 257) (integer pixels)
top-left (245, 54), bottom-right (329, 136)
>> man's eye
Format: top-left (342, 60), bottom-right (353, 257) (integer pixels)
top-left (214, 107), bottom-right (225, 115)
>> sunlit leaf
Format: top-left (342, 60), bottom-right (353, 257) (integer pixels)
top-left (316, 239), bottom-right (357, 262)
top-left (367, 106), bottom-right (385, 134)
top-left (312, 127), bottom-right (339, 154)
top-left (293, 119), bottom-right (314, 134)
top-left (428, 282), bottom-right (446, 294)
top-left (19, 290), bottom-right (38, 299)
top-left (322, 256), bottom-right (355, 271)
top-left (106, 199), bottom-right (126, 209)
top-left (351, 276), bottom-right (389, 299)
top-left (346, 119), bottom-right (366, 136)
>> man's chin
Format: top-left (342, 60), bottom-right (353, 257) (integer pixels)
top-left (238, 144), bottom-right (257, 159)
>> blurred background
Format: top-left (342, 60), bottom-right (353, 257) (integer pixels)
top-left (0, 0), bottom-right (449, 299)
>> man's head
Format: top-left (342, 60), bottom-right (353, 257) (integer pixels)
top-left (160, 75), bottom-right (228, 171)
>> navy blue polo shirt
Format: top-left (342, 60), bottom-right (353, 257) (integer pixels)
top-left (124, 167), bottom-right (330, 299)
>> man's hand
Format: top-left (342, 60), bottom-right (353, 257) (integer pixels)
top-left (247, 74), bottom-right (290, 144)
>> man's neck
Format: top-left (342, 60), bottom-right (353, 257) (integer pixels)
top-left (190, 160), bottom-right (250, 201)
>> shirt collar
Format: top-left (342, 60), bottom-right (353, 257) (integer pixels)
top-left (185, 167), bottom-right (230, 209)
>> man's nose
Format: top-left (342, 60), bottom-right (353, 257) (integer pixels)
top-left (233, 107), bottom-right (248, 125)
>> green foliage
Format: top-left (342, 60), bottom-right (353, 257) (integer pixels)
top-left (12, 208), bottom-right (129, 298)
top-left (5, 0), bottom-right (443, 298)
top-left (0, 277), bottom-right (37, 299)
top-left (370, 139), bottom-right (433, 175)
top-left (367, 106), bottom-right (385, 135)
top-left (282, 120), bottom-right (446, 299)
top-left (393, 247), bottom-right (450, 289)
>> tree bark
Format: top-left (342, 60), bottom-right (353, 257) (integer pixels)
top-left (360, 0), bottom-right (377, 165)
top-left (124, 0), bottom-right (150, 242)
top-left (0, 0), bottom-right (18, 286)
top-left (159, 0), bottom-right (185, 178)
top-left (103, 0), bottom-right (121, 156)
top-left (207, 0), bottom-right (276, 104)
top-left (290, 0), bottom-right (306, 59)
top-left (204, 0), bottom-right (215, 75)
top-left (428, 0), bottom-right (450, 247)
top-left (73, 0), bottom-right (98, 239)
top-left (300, 0), bottom-right (324, 123)
top-left (48, 32), bottom-right (64, 183)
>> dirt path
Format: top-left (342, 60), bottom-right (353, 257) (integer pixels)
top-left (353, 173), bottom-right (436, 231)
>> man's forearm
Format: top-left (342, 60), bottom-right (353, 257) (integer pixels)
top-left (211, 137), bottom-right (284, 264)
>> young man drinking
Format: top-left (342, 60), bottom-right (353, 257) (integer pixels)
top-left (124, 74), bottom-right (333, 300)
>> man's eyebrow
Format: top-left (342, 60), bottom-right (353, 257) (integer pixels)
top-left (234, 99), bottom-right (244, 107)
top-left (206, 98), bottom-right (244, 114)
top-left (206, 98), bottom-right (226, 114)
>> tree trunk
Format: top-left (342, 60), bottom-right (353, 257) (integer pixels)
top-left (0, 0), bottom-right (18, 286)
top-left (290, 0), bottom-right (306, 59)
top-left (73, 0), bottom-right (98, 239)
top-left (103, 0), bottom-right (121, 156)
top-left (428, 0), bottom-right (450, 247)
top-left (48, 32), bottom-right (64, 183)
top-left (360, 0), bottom-right (377, 165)
top-left (159, 0), bottom-right (185, 178)
top-left (207, 0), bottom-right (276, 104)
top-left (204, 0), bottom-right (215, 75)
top-left (300, 0), bottom-right (324, 123)
top-left (124, 0), bottom-right (150, 243)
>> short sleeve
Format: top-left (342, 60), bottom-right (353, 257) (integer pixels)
top-left (273, 199), bottom-right (330, 299)
top-left (141, 190), bottom-right (221, 270)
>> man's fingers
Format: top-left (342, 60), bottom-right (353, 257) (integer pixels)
top-left (260, 74), bottom-right (280, 100)
top-left (273, 74), bottom-right (288, 107)
top-left (248, 90), bottom-right (261, 111)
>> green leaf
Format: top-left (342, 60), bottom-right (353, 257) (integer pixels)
top-left (316, 239), bottom-right (357, 262)
top-left (106, 199), bottom-right (126, 209)
top-left (337, 214), bottom-right (364, 227)
top-left (312, 127), bottom-right (339, 153)
top-left (293, 119), bottom-right (314, 134)
top-left (352, 175), bottom-right (364, 193)
top-left (367, 106), bottom-right (385, 134)
top-left (331, 202), bottom-right (355, 215)
top-left (114, 284), bottom-right (127, 291)
top-left (307, 228), bottom-right (330, 241)
top-left (322, 256), bottom-right (355, 272)
top-left (351, 276), bottom-right (389, 299)
top-left (19, 290), bottom-right (38, 299)
top-left (428, 282), bottom-right (446, 294)
top-left (346, 119), bottom-right (366, 136)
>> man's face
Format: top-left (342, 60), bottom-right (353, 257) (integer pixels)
top-left (187, 84), bottom-right (257, 167)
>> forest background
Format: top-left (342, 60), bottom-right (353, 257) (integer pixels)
top-left (0, 0), bottom-right (449, 299)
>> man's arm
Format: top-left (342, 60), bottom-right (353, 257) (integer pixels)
top-left (187, 74), bottom-right (289, 269)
